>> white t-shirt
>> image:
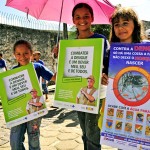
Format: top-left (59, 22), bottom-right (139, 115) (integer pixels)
top-left (99, 84), bottom-right (107, 99)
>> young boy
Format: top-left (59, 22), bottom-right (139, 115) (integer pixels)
top-left (33, 51), bottom-right (49, 100)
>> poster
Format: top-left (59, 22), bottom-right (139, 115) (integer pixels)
top-left (54, 38), bottom-right (104, 114)
top-left (0, 63), bottom-right (48, 128)
top-left (100, 43), bottom-right (150, 150)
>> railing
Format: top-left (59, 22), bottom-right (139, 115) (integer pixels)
top-left (0, 11), bottom-right (64, 31)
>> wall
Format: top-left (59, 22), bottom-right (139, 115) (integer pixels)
top-left (0, 24), bottom-right (61, 72)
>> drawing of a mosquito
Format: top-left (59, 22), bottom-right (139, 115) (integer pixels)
top-left (117, 71), bottom-right (148, 100)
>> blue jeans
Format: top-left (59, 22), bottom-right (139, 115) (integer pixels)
top-left (10, 118), bottom-right (42, 150)
top-left (77, 99), bottom-right (103, 150)
top-left (42, 80), bottom-right (48, 94)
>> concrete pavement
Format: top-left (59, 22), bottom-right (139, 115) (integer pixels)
top-left (0, 91), bottom-right (118, 150)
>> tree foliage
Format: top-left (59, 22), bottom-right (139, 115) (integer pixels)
top-left (68, 24), bottom-right (111, 39)
top-left (91, 24), bottom-right (111, 39)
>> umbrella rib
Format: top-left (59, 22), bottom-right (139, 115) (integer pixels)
top-left (96, 0), bottom-right (114, 18)
top-left (103, 0), bottom-right (114, 8)
top-left (37, 0), bottom-right (49, 19)
top-left (95, 0), bottom-right (107, 18)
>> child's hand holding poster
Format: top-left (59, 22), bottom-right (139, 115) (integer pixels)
top-left (0, 63), bottom-right (48, 128)
top-left (54, 38), bottom-right (104, 114)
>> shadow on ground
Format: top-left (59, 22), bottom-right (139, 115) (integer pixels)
top-left (43, 108), bottom-right (79, 127)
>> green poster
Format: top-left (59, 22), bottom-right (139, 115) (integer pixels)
top-left (0, 63), bottom-right (48, 128)
top-left (54, 38), bottom-right (104, 114)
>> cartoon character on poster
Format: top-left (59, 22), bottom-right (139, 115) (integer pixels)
top-left (125, 123), bottom-right (132, 132)
top-left (126, 111), bottom-right (134, 120)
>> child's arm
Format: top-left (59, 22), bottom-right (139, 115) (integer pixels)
top-left (101, 48), bottom-right (110, 85)
top-left (101, 73), bottom-right (108, 85)
top-left (5, 66), bottom-right (7, 71)
top-left (50, 73), bottom-right (56, 81)
top-left (52, 44), bottom-right (59, 59)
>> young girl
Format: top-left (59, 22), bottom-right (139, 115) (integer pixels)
top-left (110, 7), bottom-right (145, 43)
top-left (102, 6), bottom-right (148, 150)
top-left (102, 6), bottom-right (147, 85)
top-left (10, 40), bottom-right (55, 150)
top-left (53, 3), bottom-right (109, 150)
top-left (72, 3), bottom-right (109, 150)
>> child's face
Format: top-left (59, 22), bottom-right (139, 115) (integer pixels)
top-left (114, 17), bottom-right (134, 43)
top-left (14, 44), bottom-right (32, 66)
top-left (73, 7), bottom-right (93, 32)
top-left (34, 53), bottom-right (40, 61)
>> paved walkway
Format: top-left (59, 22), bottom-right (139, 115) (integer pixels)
top-left (0, 91), bottom-right (118, 150)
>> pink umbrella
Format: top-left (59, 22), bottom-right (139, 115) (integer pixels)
top-left (6, 0), bottom-right (115, 25)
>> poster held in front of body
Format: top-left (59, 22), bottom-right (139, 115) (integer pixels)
top-left (54, 38), bottom-right (104, 114)
top-left (0, 63), bottom-right (48, 128)
top-left (100, 43), bottom-right (150, 150)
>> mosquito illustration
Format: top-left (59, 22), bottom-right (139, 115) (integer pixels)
top-left (118, 71), bottom-right (148, 101)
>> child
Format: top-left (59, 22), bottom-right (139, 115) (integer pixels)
top-left (102, 6), bottom-right (147, 85)
top-left (102, 6), bottom-right (147, 86)
top-left (102, 6), bottom-right (147, 150)
top-left (10, 40), bottom-right (55, 150)
top-left (109, 7), bottom-right (145, 44)
top-left (72, 3), bottom-right (109, 150)
top-left (33, 51), bottom-right (44, 65)
top-left (0, 53), bottom-right (7, 72)
top-left (33, 51), bottom-right (49, 101)
top-left (53, 3), bottom-right (109, 150)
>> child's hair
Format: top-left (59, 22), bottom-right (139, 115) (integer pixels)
top-left (109, 7), bottom-right (144, 43)
top-left (33, 51), bottom-right (41, 56)
top-left (13, 40), bottom-right (33, 53)
top-left (72, 3), bottom-right (93, 19)
top-left (0, 53), bottom-right (2, 57)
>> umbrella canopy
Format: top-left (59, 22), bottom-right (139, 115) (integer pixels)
top-left (6, 0), bottom-right (115, 25)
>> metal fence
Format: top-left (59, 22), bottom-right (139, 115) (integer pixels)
top-left (0, 11), bottom-right (64, 31)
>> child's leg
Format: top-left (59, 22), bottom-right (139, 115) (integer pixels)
top-left (77, 111), bottom-right (87, 150)
top-left (77, 110), bottom-right (101, 150)
top-left (85, 112), bottom-right (101, 150)
top-left (42, 80), bottom-right (48, 99)
top-left (10, 123), bottom-right (26, 150)
top-left (27, 118), bottom-right (42, 150)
